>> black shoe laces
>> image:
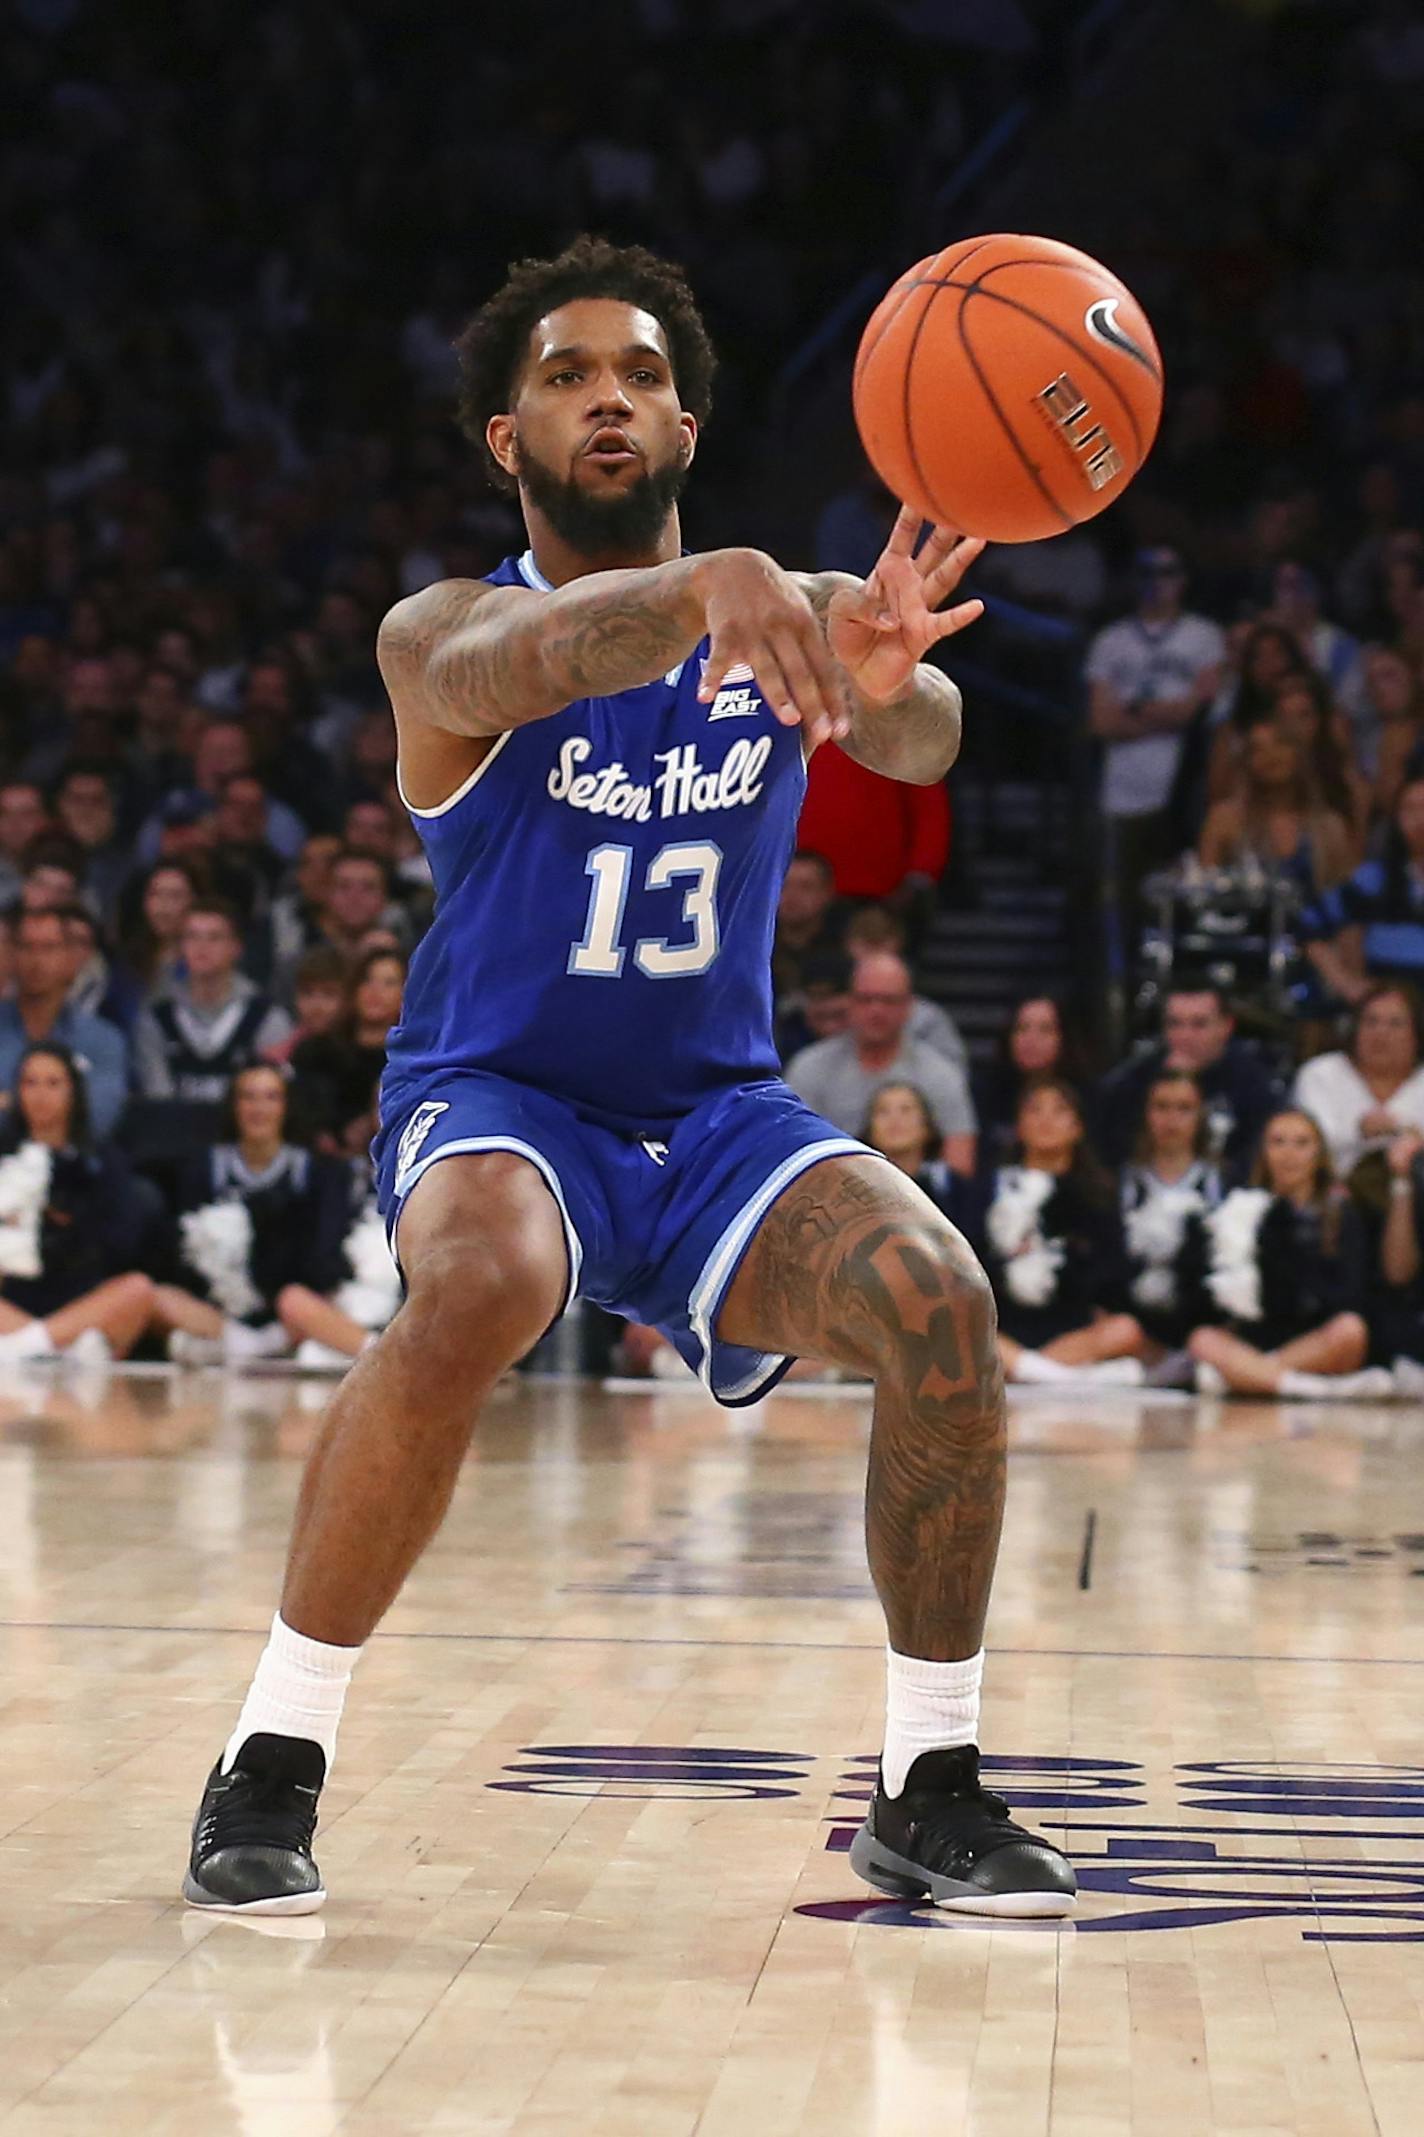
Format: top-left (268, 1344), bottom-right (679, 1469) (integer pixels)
top-left (196, 1766), bottom-right (319, 1860)
top-left (901, 1769), bottom-right (1036, 1869)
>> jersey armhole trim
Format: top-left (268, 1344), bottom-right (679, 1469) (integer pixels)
top-left (397, 729), bottom-right (512, 818)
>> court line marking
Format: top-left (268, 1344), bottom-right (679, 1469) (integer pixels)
top-left (0, 1620), bottom-right (1422, 1666)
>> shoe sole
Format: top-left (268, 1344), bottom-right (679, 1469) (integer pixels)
top-left (849, 1825), bottom-right (1076, 1917)
top-left (181, 1874), bottom-right (326, 1916)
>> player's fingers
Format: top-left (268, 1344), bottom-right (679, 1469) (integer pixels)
top-left (883, 503), bottom-right (920, 560)
top-left (772, 627), bottom-right (846, 744)
top-left (922, 536), bottom-right (986, 607)
top-left (931, 596), bottom-right (985, 641)
top-left (914, 521), bottom-right (962, 578)
top-left (744, 640), bottom-right (803, 728)
top-left (698, 640), bottom-right (744, 704)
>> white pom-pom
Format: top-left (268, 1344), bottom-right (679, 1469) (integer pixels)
top-left (988, 1168), bottom-right (1065, 1307)
top-left (180, 1200), bottom-right (262, 1321)
top-left (1204, 1189), bottom-right (1272, 1322)
top-left (0, 1142), bottom-right (52, 1279)
top-left (333, 1200), bottom-right (401, 1330)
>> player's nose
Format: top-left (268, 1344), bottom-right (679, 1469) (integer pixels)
top-left (585, 373), bottom-right (635, 417)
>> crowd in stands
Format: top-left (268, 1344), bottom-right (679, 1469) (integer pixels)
top-left (6, 1), bottom-right (1424, 1397)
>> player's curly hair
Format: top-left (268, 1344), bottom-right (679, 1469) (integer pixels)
top-left (453, 235), bottom-right (717, 493)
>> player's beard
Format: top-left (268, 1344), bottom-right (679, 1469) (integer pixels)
top-left (516, 440), bottom-right (689, 559)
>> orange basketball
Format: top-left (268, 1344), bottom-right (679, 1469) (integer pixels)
top-left (852, 233), bottom-right (1163, 543)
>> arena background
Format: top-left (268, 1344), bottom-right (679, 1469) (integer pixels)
top-left (5, 1), bottom-right (1424, 2130)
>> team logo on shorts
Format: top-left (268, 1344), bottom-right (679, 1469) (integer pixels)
top-left (394, 1101), bottom-right (449, 1190)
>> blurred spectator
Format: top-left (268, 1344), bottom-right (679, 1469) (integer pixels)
top-left (774, 946), bottom-right (851, 1063)
top-left (265, 947), bottom-right (350, 1066)
top-left (268, 834), bottom-right (343, 991)
top-left (290, 947), bottom-right (405, 1154)
top-left (116, 861), bottom-right (197, 1004)
top-left (771, 850), bottom-right (845, 1002)
top-left (861, 1080), bottom-right (983, 1233)
top-left (1302, 776), bottom-right (1424, 1004)
top-left (60, 904), bottom-right (140, 1032)
top-left (1378, 1127), bottom-right (1424, 1376)
top-left (1291, 984), bottom-right (1424, 1177)
top-left (132, 899), bottom-right (291, 1103)
top-left (136, 721), bottom-right (305, 868)
top-left (796, 740), bottom-right (950, 921)
top-left (1205, 621), bottom-right (1305, 801)
top-left (1196, 714), bottom-right (1353, 894)
top-left (1119, 1071), bottom-right (1220, 1353)
top-left (0, 782), bottom-right (48, 907)
top-left (0, 907), bottom-right (129, 1135)
top-left (1267, 561), bottom-right (1363, 727)
top-left (983, 1078), bottom-right (1145, 1387)
top-left (1369, 649), bottom-right (1424, 815)
top-left (0, 1042), bottom-right (155, 1363)
top-left (1271, 669), bottom-right (1370, 846)
top-left (843, 905), bottom-right (967, 1064)
top-left (1087, 548), bottom-right (1225, 908)
top-left (973, 994), bottom-right (1085, 1172)
top-left (19, 836), bottom-right (85, 915)
top-left (52, 761), bottom-right (127, 917)
top-left (148, 1063), bottom-right (351, 1365)
top-left (309, 848), bottom-right (409, 967)
top-left (1095, 981), bottom-right (1278, 1175)
top-left (1184, 1110), bottom-right (1383, 1400)
top-left (785, 951), bottom-right (976, 1171)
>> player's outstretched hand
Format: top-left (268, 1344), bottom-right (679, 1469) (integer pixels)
top-left (697, 549), bottom-right (851, 746)
top-left (826, 506), bottom-right (986, 705)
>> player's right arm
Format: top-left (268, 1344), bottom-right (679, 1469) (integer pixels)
top-left (376, 551), bottom-right (848, 742)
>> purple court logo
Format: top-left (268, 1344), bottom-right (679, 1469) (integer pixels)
top-left (491, 1747), bottom-right (1424, 1941)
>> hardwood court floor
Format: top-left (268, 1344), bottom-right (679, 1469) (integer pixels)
top-left (1, 1360), bottom-right (1422, 2135)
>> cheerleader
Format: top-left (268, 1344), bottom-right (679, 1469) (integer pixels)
top-left (0, 1043), bottom-right (155, 1363)
top-left (275, 1169), bottom-right (403, 1370)
top-left (984, 1077), bottom-right (1147, 1387)
top-left (862, 1081), bottom-right (985, 1234)
top-left (148, 1061), bottom-right (352, 1365)
top-left (1186, 1108), bottom-right (1389, 1398)
top-left (1119, 1072), bottom-right (1221, 1351)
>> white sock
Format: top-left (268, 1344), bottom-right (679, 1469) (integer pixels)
top-left (1280, 1367), bottom-right (1391, 1401)
top-left (222, 1612), bottom-right (362, 1773)
top-left (1084, 1357), bottom-right (1145, 1387)
top-left (0, 1322), bottom-right (54, 1359)
top-left (1194, 1360), bottom-right (1227, 1395)
top-left (1008, 1349), bottom-right (1073, 1384)
top-left (881, 1644), bottom-right (984, 1798)
top-left (223, 1318), bottom-right (290, 1361)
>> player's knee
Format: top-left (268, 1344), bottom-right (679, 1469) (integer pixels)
top-left (867, 1224), bottom-right (997, 1369)
top-left (399, 1229), bottom-right (564, 1374)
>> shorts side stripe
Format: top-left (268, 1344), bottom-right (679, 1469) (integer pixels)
top-left (687, 1137), bottom-right (885, 1400)
top-left (390, 1135), bottom-right (584, 1308)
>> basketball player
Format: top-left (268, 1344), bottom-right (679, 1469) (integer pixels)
top-left (184, 238), bottom-right (1075, 1918)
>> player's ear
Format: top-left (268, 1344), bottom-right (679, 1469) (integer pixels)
top-left (487, 412), bottom-right (519, 481)
top-left (677, 413), bottom-right (698, 469)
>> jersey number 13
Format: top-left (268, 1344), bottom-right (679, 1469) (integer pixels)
top-left (569, 840), bottom-right (723, 979)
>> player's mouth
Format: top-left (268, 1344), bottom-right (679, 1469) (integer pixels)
top-left (582, 427), bottom-right (641, 468)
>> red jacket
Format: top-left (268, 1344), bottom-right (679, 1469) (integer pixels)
top-left (797, 743), bottom-right (951, 898)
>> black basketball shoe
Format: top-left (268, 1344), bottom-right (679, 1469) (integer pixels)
top-left (182, 1733), bottom-right (327, 1915)
top-left (850, 1745), bottom-right (1077, 1916)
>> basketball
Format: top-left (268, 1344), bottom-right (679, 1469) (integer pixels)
top-left (852, 232), bottom-right (1164, 543)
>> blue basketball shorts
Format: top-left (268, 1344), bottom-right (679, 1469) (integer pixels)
top-left (371, 1070), bottom-right (883, 1406)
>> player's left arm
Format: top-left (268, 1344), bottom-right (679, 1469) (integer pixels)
top-left (792, 508), bottom-right (986, 786)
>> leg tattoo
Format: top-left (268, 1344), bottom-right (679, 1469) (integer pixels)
top-left (719, 1158), bottom-right (1005, 1659)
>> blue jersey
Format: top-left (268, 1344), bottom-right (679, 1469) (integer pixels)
top-left (385, 550), bottom-right (807, 1137)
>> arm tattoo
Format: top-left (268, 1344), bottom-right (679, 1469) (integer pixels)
top-left (378, 562), bottom-right (707, 738)
top-left (799, 571), bottom-right (963, 785)
top-left (722, 1158), bottom-right (1005, 1656)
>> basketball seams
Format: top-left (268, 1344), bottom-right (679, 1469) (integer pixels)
top-left (900, 284), bottom-right (958, 524)
top-left (854, 237), bottom-right (997, 399)
top-left (973, 260), bottom-right (1163, 381)
top-left (951, 294), bottom-right (1074, 533)
top-left (906, 274), bottom-right (1152, 454)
